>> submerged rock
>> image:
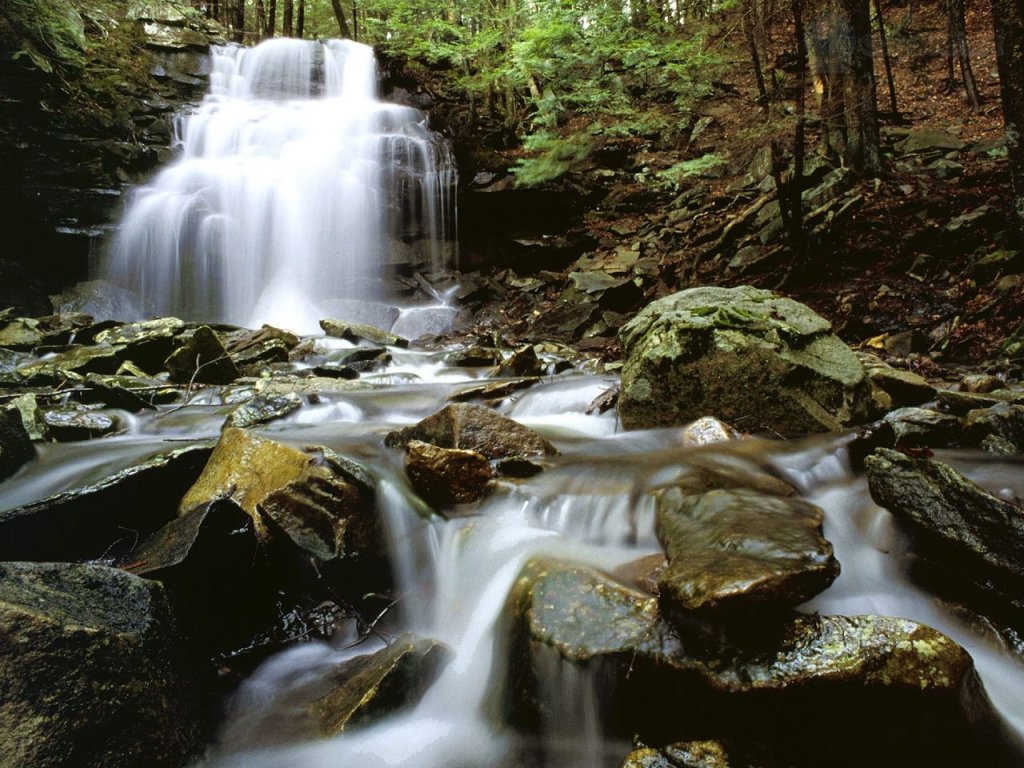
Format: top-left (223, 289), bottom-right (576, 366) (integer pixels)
top-left (224, 392), bottom-right (304, 429)
top-left (865, 448), bottom-right (1024, 624)
top-left (41, 406), bottom-right (121, 441)
top-left (618, 286), bottom-right (874, 435)
top-left (404, 439), bottom-right (495, 509)
top-left (0, 562), bottom-right (204, 768)
top-left (506, 559), bottom-right (1008, 767)
top-left (654, 488), bottom-right (839, 616)
top-left (386, 402), bottom-right (557, 459)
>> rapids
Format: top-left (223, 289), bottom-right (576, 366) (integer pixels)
top-left (3, 348), bottom-right (1024, 766)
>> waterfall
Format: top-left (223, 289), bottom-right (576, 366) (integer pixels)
top-left (100, 38), bottom-right (456, 335)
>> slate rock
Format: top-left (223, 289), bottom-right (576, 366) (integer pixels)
top-left (386, 403), bottom-right (557, 459)
top-left (404, 439), bottom-right (495, 509)
top-left (165, 326), bottom-right (239, 384)
top-left (0, 562), bottom-right (204, 768)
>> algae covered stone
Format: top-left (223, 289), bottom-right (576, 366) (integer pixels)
top-left (618, 286), bottom-right (873, 435)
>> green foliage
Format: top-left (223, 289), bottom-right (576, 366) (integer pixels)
top-left (2, 0), bottom-right (87, 73)
top-left (658, 153), bottom-right (728, 186)
top-left (511, 129), bottom-right (594, 186)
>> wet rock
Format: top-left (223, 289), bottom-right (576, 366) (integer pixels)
top-left (0, 313), bottom-right (94, 351)
top-left (311, 363), bottom-right (360, 379)
top-left (937, 388), bottom-right (1024, 415)
top-left (225, 392), bottom-right (303, 429)
top-left (256, 375), bottom-right (374, 396)
top-left (961, 374), bottom-right (1003, 394)
top-left (0, 562), bottom-right (204, 768)
top-left (93, 317), bottom-right (185, 373)
top-left (41, 407), bottom-right (120, 441)
top-left (0, 445), bottom-right (211, 563)
top-left (313, 634), bottom-right (452, 736)
top-left (76, 371), bottom-right (176, 411)
top-left (680, 417), bottom-right (741, 447)
top-left (177, 428), bottom-right (380, 564)
top-left (451, 346), bottom-right (504, 367)
top-left (225, 325), bottom-right (299, 372)
top-left (16, 342), bottom-right (124, 380)
top-left (49, 280), bottom-right (142, 321)
top-left (386, 403), bottom-right (558, 459)
top-left (0, 406), bottom-right (35, 481)
top-left (883, 406), bottom-right (961, 448)
top-left (165, 325), bottom-right (240, 384)
top-left (654, 488), bottom-right (839, 616)
top-left (391, 306), bottom-right (459, 339)
top-left (7, 394), bottom-right (46, 441)
top-left (621, 741), bottom-right (731, 768)
top-left (405, 439), bottom-right (495, 509)
top-left (618, 287), bottom-right (873, 436)
top-left (449, 378), bottom-right (541, 404)
top-left (865, 448), bottom-right (1024, 624)
top-left (496, 345), bottom-right (546, 377)
top-left (507, 559), bottom-right (1006, 767)
top-left (328, 346), bottom-right (393, 371)
top-left (656, 453), bottom-right (796, 498)
top-left (321, 318), bottom-right (408, 348)
top-left (962, 403), bottom-right (1024, 452)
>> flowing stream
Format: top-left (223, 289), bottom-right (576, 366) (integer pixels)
top-left (3, 353), bottom-right (1024, 765)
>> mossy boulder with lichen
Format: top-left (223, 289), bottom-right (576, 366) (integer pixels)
top-left (618, 286), bottom-right (875, 436)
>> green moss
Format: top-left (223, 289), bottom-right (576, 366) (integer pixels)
top-left (1, 0), bottom-right (86, 73)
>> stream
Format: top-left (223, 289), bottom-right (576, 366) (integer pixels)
top-left (3, 343), bottom-right (1024, 766)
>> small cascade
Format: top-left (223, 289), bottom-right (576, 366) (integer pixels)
top-left (101, 38), bottom-right (456, 335)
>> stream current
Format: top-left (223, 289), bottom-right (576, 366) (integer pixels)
top-left (3, 342), bottom-right (1024, 766)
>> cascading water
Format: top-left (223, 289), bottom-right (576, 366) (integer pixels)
top-left (100, 38), bottom-right (456, 335)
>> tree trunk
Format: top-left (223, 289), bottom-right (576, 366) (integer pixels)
top-left (804, 0), bottom-right (881, 175)
top-left (991, 0), bottom-right (1024, 229)
top-left (233, 0), bottom-right (244, 43)
top-left (283, 0), bottom-right (294, 37)
top-left (268, 0), bottom-right (277, 37)
top-left (296, 0), bottom-right (305, 38)
top-left (743, 0), bottom-right (769, 112)
top-left (256, 0), bottom-right (267, 41)
top-left (874, 0), bottom-right (898, 115)
top-left (947, 0), bottom-right (981, 109)
top-left (330, 0), bottom-right (353, 38)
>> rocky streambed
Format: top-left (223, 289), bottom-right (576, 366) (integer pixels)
top-left (1, 286), bottom-right (1023, 767)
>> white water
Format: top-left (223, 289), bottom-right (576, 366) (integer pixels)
top-left (101, 38), bottom-right (456, 335)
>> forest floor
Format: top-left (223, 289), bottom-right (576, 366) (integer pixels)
top-left (436, 0), bottom-right (1024, 382)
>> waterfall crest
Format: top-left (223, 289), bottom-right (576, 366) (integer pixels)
top-left (101, 38), bottom-right (456, 335)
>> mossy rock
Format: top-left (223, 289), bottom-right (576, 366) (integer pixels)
top-left (618, 287), bottom-right (874, 436)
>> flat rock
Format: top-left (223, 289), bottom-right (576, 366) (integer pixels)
top-left (42, 407), bottom-right (120, 441)
top-left (320, 318), bottom-right (408, 348)
top-left (225, 392), bottom-right (303, 429)
top-left (165, 326), bottom-right (239, 384)
top-left (0, 562), bottom-right (203, 768)
top-left (93, 317), bottom-right (185, 373)
top-left (654, 488), bottom-right (839, 615)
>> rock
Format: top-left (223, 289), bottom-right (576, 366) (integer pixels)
top-left (0, 445), bottom-right (211, 563)
top-left (654, 488), bottom-right (839, 616)
top-left (320, 318), bottom-right (408, 348)
top-left (961, 374), bottom-right (1003, 394)
top-left (865, 448), bottom-right (1024, 623)
top-left (386, 403), bottom-right (558, 459)
top-left (77, 371), bottom-right (177, 411)
top-left (882, 406), bottom-right (961, 447)
top-left (93, 316), bottom-right (185, 372)
top-left (496, 345), bottom-right (546, 377)
top-left (680, 416), bottom-right (741, 447)
top-left (507, 559), bottom-right (1008, 766)
top-left (962, 403), bottom-right (1024, 452)
top-left (313, 634), bottom-right (451, 736)
top-left (0, 562), bottom-right (203, 768)
top-left (41, 407), bottom-right (120, 441)
top-left (404, 439), bottom-right (495, 509)
top-left (929, 158), bottom-right (964, 179)
top-left (895, 127), bottom-right (967, 154)
top-left (0, 406), bottom-right (35, 481)
top-left (7, 394), bottom-right (46, 441)
top-left (165, 325), bottom-right (239, 384)
top-left (316, 299), bottom-right (401, 331)
top-left (225, 392), bottom-right (304, 429)
top-left (621, 741), bottom-right (732, 768)
top-left (16, 342), bottom-right (124, 380)
top-left (391, 306), bottom-right (459, 339)
top-left (177, 428), bottom-right (380, 564)
top-left (619, 287), bottom-right (873, 435)
top-left (860, 356), bottom-right (935, 407)
top-left (945, 205), bottom-right (996, 234)
top-left (451, 346), bottom-right (504, 367)
top-left (937, 388), bottom-right (1024, 415)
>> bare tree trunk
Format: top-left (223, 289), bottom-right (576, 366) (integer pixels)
top-left (256, 0), bottom-right (267, 41)
top-left (874, 0), bottom-right (898, 115)
top-left (268, 0), bottom-right (278, 37)
top-left (743, 0), bottom-right (769, 112)
top-left (233, 0), bottom-right (244, 43)
top-left (947, 0), bottom-right (981, 109)
top-left (991, 0), bottom-right (1024, 229)
top-left (283, 0), bottom-right (294, 37)
top-left (296, 0), bottom-right (305, 38)
top-left (330, 0), bottom-right (353, 38)
top-left (353, 0), bottom-right (359, 41)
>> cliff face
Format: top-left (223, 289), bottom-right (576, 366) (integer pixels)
top-left (0, 1), bottom-right (223, 313)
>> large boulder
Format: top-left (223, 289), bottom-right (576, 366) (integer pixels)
top-left (404, 439), bottom-right (495, 509)
top-left (505, 559), bottom-right (1012, 767)
top-left (0, 562), bottom-right (204, 768)
top-left (865, 448), bottom-right (1024, 626)
top-left (654, 488), bottom-right (839, 617)
top-left (618, 287), bottom-right (874, 436)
